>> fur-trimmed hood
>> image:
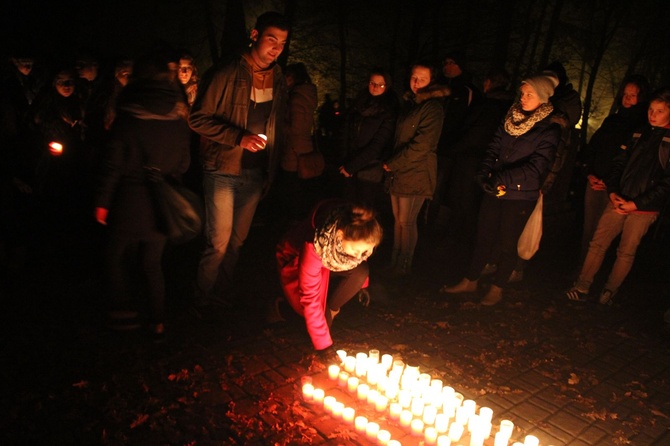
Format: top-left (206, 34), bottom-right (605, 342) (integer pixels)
top-left (403, 84), bottom-right (452, 104)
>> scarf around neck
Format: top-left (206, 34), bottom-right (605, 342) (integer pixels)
top-left (313, 213), bottom-right (367, 272)
top-left (504, 102), bottom-right (553, 136)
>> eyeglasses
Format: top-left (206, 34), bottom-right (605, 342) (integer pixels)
top-left (56, 79), bottom-right (75, 87)
top-left (369, 81), bottom-right (386, 89)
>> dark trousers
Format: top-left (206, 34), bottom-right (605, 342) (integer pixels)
top-left (467, 195), bottom-right (535, 288)
top-left (106, 233), bottom-right (167, 324)
top-left (328, 262), bottom-right (369, 310)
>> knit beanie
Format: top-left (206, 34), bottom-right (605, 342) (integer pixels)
top-left (521, 74), bottom-right (558, 103)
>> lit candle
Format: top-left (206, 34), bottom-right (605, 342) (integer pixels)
top-left (462, 399), bottom-right (476, 417)
top-left (48, 141), bottom-right (64, 156)
top-left (431, 378), bottom-right (443, 393)
top-left (410, 396), bottom-right (424, 417)
top-left (455, 405), bottom-right (469, 425)
top-left (499, 419), bottom-right (514, 438)
top-left (479, 406), bottom-right (493, 423)
top-left (389, 403), bottom-right (402, 420)
top-left (347, 376), bottom-right (359, 393)
top-left (435, 413), bottom-right (449, 433)
top-left (381, 354), bottom-right (393, 370)
top-left (357, 383), bottom-right (370, 401)
top-left (375, 395), bottom-right (389, 412)
top-left (448, 422), bottom-right (464, 442)
top-left (338, 371), bottom-right (349, 387)
top-left (398, 389), bottom-right (412, 408)
top-left (480, 421), bottom-right (492, 439)
top-left (336, 349), bottom-right (347, 362)
top-left (410, 419), bottom-right (424, 436)
top-left (367, 389), bottom-right (380, 406)
top-left (323, 396), bottom-right (336, 413)
top-left (354, 416), bottom-right (368, 433)
top-left (392, 359), bottom-right (405, 374)
top-left (423, 404), bottom-right (437, 425)
top-left (418, 373), bottom-right (432, 391)
top-left (523, 435), bottom-right (539, 446)
top-left (376, 374), bottom-right (389, 392)
top-left (468, 414), bottom-right (480, 433)
top-left (437, 435), bottom-right (452, 446)
top-left (388, 441), bottom-right (402, 446)
top-left (365, 422), bottom-right (380, 440)
top-left (470, 431), bottom-right (485, 446)
top-left (356, 352), bottom-right (368, 376)
top-left (332, 401), bottom-right (344, 419)
top-left (425, 426), bottom-right (438, 444)
top-left (343, 407), bottom-right (355, 424)
top-left (494, 431), bottom-right (509, 446)
top-left (399, 409), bottom-right (413, 427)
top-left (312, 388), bottom-right (325, 404)
top-left (385, 382), bottom-right (398, 400)
top-left (344, 356), bottom-right (356, 373)
top-left (302, 383), bottom-right (314, 401)
top-left (328, 364), bottom-right (340, 380)
top-left (377, 429), bottom-right (391, 445)
top-left (369, 349), bottom-right (380, 363)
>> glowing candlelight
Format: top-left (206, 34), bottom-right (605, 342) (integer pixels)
top-left (347, 376), bottom-right (359, 393)
top-left (410, 396), bottom-right (424, 417)
top-left (375, 395), bottom-right (389, 412)
top-left (410, 419), bottom-right (424, 436)
top-left (328, 364), bottom-right (340, 380)
top-left (336, 349), bottom-right (347, 362)
top-left (423, 404), bottom-right (437, 425)
top-left (435, 413), bottom-right (449, 433)
top-left (323, 395), bottom-right (336, 413)
top-left (398, 389), bottom-right (412, 408)
top-left (448, 422), bottom-right (464, 442)
top-left (389, 402), bottom-right (402, 420)
top-left (357, 383), bottom-right (370, 401)
top-left (388, 441), bottom-right (402, 446)
top-left (494, 431), bottom-right (509, 446)
top-left (455, 405), bottom-right (469, 425)
top-left (499, 419), bottom-right (514, 438)
top-left (479, 406), bottom-right (493, 423)
top-left (425, 426), bottom-right (438, 444)
top-left (338, 371), bottom-right (349, 387)
top-left (48, 141), bottom-right (64, 156)
top-left (431, 378), bottom-right (443, 393)
top-left (332, 401), bottom-right (344, 418)
top-left (381, 354), bottom-right (393, 370)
top-left (367, 389), bottom-right (380, 406)
top-left (313, 388), bottom-right (325, 403)
top-left (399, 409), bottom-right (413, 427)
top-left (365, 421), bottom-right (380, 440)
top-left (369, 349), bottom-right (380, 363)
top-left (343, 407), bottom-right (355, 424)
top-left (354, 416), bottom-right (368, 433)
top-left (437, 435), bottom-right (452, 446)
top-left (344, 356), bottom-right (356, 373)
top-left (462, 399), bottom-right (476, 417)
top-left (302, 383), bottom-right (314, 401)
top-left (377, 429), bottom-right (391, 445)
top-left (385, 382), bottom-right (399, 400)
top-left (523, 435), bottom-right (539, 446)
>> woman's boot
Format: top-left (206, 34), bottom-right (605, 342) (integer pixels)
top-left (440, 278), bottom-right (478, 293)
top-left (481, 284), bottom-right (503, 306)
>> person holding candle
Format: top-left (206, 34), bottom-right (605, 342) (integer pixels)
top-left (276, 199), bottom-right (382, 359)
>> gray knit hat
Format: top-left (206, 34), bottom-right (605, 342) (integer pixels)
top-left (521, 73), bottom-right (558, 103)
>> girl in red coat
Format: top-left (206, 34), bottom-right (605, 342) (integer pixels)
top-left (276, 200), bottom-right (382, 354)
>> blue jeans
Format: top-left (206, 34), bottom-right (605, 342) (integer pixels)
top-left (197, 169), bottom-right (263, 302)
top-left (575, 202), bottom-right (658, 294)
top-left (390, 194), bottom-right (426, 267)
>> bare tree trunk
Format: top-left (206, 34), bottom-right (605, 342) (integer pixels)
top-left (337, 2), bottom-right (347, 109)
top-left (219, 0), bottom-right (247, 62)
top-left (538, 0), bottom-right (565, 68)
top-left (512, 2), bottom-right (536, 84)
top-left (526, 0), bottom-right (549, 73)
top-left (491, 0), bottom-right (516, 68)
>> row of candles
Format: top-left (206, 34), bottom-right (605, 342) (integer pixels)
top-left (301, 349), bottom-right (548, 446)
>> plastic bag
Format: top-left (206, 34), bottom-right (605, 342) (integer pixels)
top-left (517, 194), bottom-right (543, 260)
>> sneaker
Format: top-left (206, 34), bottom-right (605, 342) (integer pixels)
top-left (598, 289), bottom-right (616, 306)
top-left (508, 270), bottom-right (524, 283)
top-left (566, 287), bottom-right (589, 302)
top-left (481, 263), bottom-right (498, 276)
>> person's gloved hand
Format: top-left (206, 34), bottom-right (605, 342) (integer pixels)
top-left (357, 288), bottom-right (370, 307)
top-left (316, 345), bottom-right (342, 365)
top-left (475, 174), bottom-right (497, 195)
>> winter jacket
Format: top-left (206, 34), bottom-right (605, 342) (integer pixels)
top-left (386, 85), bottom-right (448, 198)
top-left (479, 112), bottom-right (560, 201)
top-left (95, 79), bottom-right (191, 238)
top-left (282, 82), bottom-right (317, 172)
top-left (189, 54), bottom-right (287, 185)
top-left (607, 125), bottom-right (670, 212)
top-left (276, 200), bottom-right (369, 350)
top-left (341, 89), bottom-right (398, 175)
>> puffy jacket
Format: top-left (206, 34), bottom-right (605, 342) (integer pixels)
top-left (478, 113), bottom-right (560, 201)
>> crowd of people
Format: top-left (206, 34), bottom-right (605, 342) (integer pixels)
top-left (2, 11), bottom-right (669, 352)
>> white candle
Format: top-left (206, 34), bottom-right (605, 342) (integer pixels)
top-left (399, 409), bottom-right (413, 427)
top-left (479, 406), bottom-right (493, 422)
top-left (336, 349), bottom-right (347, 362)
top-left (448, 422), bottom-right (464, 442)
top-left (355, 352), bottom-right (368, 376)
top-left (470, 431), bottom-right (485, 446)
top-left (365, 421), bottom-right (380, 440)
top-left (354, 416), bottom-right (368, 433)
top-left (398, 389), bottom-right (412, 408)
top-left (431, 378), bottom-right (443, 393)
top-left (369, 349), bottom-right (380, 363)
top-left (357, 383), bottom-right (370, 401)
top-left (367, 389), bottom-right (380, 406)
top-left (499, 419), bottom-right (514, 438)
top-left (468, 414), bottom-right (480, 433)
top-left (410, 396), bottom-right (424, 417)
top-left (480, 421), bottom-right (492, 439)
top-left (328, 364), bottom-right (340, 380)
top-left (375, 395), bottom-right (389, 412)
top-left (389, 402), bottom-right (402, 420)
top-left (437, 435), bottom-right (452, 446)
top-left (382, 353), bottom-right (393, 370)
top-left (332, 401), bottom-right (344, 418)
top-left (494, 431), bottom-right (509, 446)
top-left (338, 371), bottom-right (349, 387)
top-left (323, 396), bottom-right (336, 413)
top-left (377, 429), bottom-right (391, 445)
top-left (388, 440), bottom-right (402, 446)
top-left (376, 374), bottom-right (389, 393)
top-left (343, 407), bottom-right (355, 424)
top-left (455, 405), bottom-right (469, 425)
top-left (312, 388), bottom-right (325, 404)
top-left (423, 405), bottom-right (437, 425)
top-left (418, 373), bottom-right (432, 391)
top-left (435, 413), bottom-right (449, 433)
top-left (392, 359), bottom-right (405, 373)
top-left (524, 435), bottom-right (539, 446)
top-left (411, 419), bottom-right (424, 436)
top-left (302, 383), bottom-right (314, 401)
top-left (462, 399), bottom-right (476, 417)
top-left (347, 376), bottom-right (359, 393)
top-left (425, 426), bottom-right (438, 444)
top-left (344, 356), bottom-right (356, 373)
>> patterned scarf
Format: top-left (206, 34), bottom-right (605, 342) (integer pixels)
top-left (313, 213), bottom-right (369, 272)
top-left (504, 102), bottom-right (554, 136)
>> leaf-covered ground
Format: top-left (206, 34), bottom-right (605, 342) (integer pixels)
top-left (2, 208), bottom-right (669, 445)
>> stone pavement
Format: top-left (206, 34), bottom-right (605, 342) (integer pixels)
top-left (2, 205), bottom-right (669, 445)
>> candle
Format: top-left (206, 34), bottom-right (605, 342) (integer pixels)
top-left (343, 407), bottom-right (355, 424)
top-left (302, 383), bottom-right (314, 401)
top-left (392, 359), bottom-right (405, 374)
top-left (494, 431), bottom-right (509, 446)
top-left (328, 364), bottom-right (340, 380)
top-left (388, 441), bottom-right (402, 446)
top-left (381, 354), bottom-right (393, 370)
top-left (431, 378), bottom-right (443, 393)
top-left (367, 389), bottom-right (380, 406)
top-left (479, 406), bottom-right (493, 423)
top-left (468, 414), bottom-right (480, 433)
top-left (425, 426), bottom-right (438, 444)
top-left (410, 419), bottom-right (424, 436)
top-left (347, 376), bottom-right (359, 393)
top-left (462, 399), bottom-right (476, 417)
top-left (499, 419), bottom-right (514, 438)
top-left (313, 388), bottom-right (325, 404)
top-left (376, 374), bottom-right (389, 392)
top-left (385, 382), bottom-right (398, 400)
top-left (354, 416), bottom-right (368, 433)
top-left (357, 383), bottom-right (370, 401)
top-left (410, 396), bottom-right (424, 417)
top-left (389, 402), bottom-right (402, 420)
top-left (523, 435), bottom-right (539, 446)
top-left (435, 413), bottom-right (449, 433)
top-left (437, 435), bottom-right (452, 446)
top-left (423, 404), bottom-right (437, 425)
top-left (323, 396), bottom-right (336, 412)
top-left (480, 421), bottom-right (492, 439)
top-left (355, 352), bottom-right (368, 376)
top-left (399, 409), bottom-right (413, 427)
top-left (369, 349), bottom-right (380, 363)
top-left (398, 389), bottom-right (412, 408)
top-left (448, 422), bottom-right (464, 442)
top-left (375, 395), bottom-right (389, 412)
top-left (377, 429), bottom-right (391, 445)
top-left (455, 405), bottom-right (469, 425)
top-left (332, 401), bottom-right (344, 418)
top-left (365, 422), bottom-right (380, 440)
top-left (338, 371), bottom-right (349, 387)
top-left (470, 431), bottom-right (485, 446)
top-left (344, 356), bottom-right (356, 373)
top-left (48, 141), bottom-right (64, 156)
top-left (418, 373), bottom-right (432, 391)
top-left (336, 349), bottom-right (347, 362)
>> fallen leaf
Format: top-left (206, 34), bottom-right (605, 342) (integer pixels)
top-left (130, 413), bottom-right (149, 429)
top-left (568, 373), bottom-right (580, 385)
top-left (72, 381), bottom-right (88, 389)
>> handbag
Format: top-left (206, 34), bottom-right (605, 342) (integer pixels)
top-left (517, 194), bottom-right (543, 260)
top-left (355, 162), bottom-right (385, 183)
top-left (145, 167), bottom-right (203, 244)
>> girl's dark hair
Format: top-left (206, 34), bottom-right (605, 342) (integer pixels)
top-left (369, 66), bottom-right (393, 91)
top-left (337, 203), bottom-right (383, 246)
top-left (285, 62), bottom-right (312, 85)
top-left (618, 74), bottom-right (651, 107)
top-left (649, 86), bottom-right (670, 108)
